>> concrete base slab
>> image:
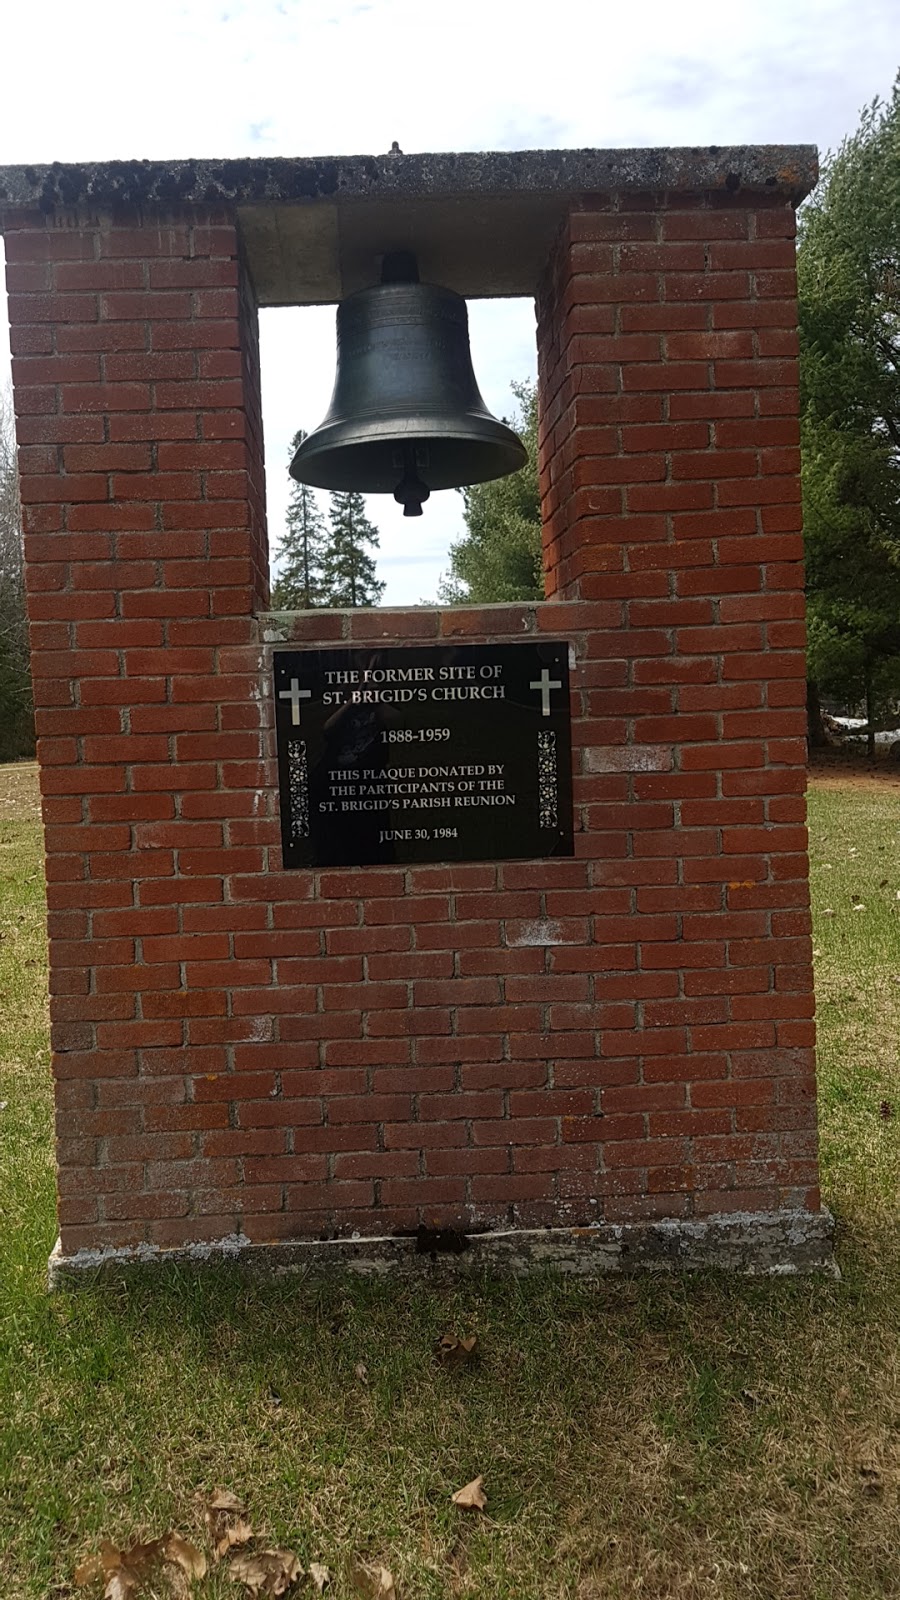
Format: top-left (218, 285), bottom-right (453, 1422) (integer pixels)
top-left (48, 1208), bottom-right (837, 1287)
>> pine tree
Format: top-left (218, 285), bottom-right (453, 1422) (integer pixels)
top-left (270, 430), bottom-right (329, 608)
top-left (322, 490), bottom-right (385, 608)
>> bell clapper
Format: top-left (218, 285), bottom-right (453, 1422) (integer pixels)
top-left (394, 446), bottom-right (430, 517)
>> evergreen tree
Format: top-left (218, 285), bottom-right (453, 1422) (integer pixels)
top-left (438, 381), bottom-right (542, 604)
top-left (322, 490), bottom-right (385, 608)
top-left (270, 430), bottom-right (329, 608)
top-left (798, 76), bottom-right (900, 750)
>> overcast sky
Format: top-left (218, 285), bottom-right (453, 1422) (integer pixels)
top-left (1, 0), bottom-right (898, 602)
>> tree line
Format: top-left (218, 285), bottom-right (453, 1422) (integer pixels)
top-left (799, 75), bottom-right (900, 752)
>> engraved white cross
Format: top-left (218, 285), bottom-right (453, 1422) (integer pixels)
top-left (278, 677), bottom-right (312, 726)
top-left (529, 667), bottom-right (562, 717)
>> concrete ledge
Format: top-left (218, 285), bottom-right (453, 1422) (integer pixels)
top-left (0, 146), bottom-right (818, 212)
top-left (0, 145), bottom-right (817, 303)
top-left (48, 1209), bottom-right (837, 1287)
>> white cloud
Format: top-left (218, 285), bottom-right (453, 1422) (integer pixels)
top-left (1, 0), bottom-right (898, 599)
top-left (2, 0), bottom-right (894, 161)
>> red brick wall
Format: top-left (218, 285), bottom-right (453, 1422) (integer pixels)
top-left (2, 197), bottom-right (819, 1257)
top-left (536, 196), bottom-right (803, 604)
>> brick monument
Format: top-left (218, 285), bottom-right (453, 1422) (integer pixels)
top-left (0, 148), bottom-right (833, 1277)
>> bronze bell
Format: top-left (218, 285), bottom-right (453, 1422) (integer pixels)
top-left (289, 253), bottom-right (527, 516)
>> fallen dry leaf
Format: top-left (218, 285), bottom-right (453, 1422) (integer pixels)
top-left (77, 1535), bottom-right (195, 1597)
top-left (436, 1333), bottom-right (478, 1370)
top-left (75, 1558), bottom-right (105, 1587)
top-left (105, 1575), bottom-right (135, 1600)
top-left (165, 1535), bottom-right (207, 1582)
top-left (75, 1542), bottom-right (121, 1587)
top-left (451, 1476), bottom-right (487, 1512)
top-left (209, 1491), bottom-right (247, 1513)
top-left (216, 1520), bottom-right (255, 1560)
top-left (229, 1548), bottom-right (302, 1597)
top-left (351, 1560), bottom-right (396, 1600)
top-left (206, 1491), bottom-right (253, 1561)
top-left (309, 1563), bottom-right (330, 1593)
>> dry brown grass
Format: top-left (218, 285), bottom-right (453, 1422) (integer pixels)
top-left (0, 758), bottom-right (41, 821)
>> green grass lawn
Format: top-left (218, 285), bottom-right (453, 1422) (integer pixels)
top-left (2, 762), bottom-right (900, 1600)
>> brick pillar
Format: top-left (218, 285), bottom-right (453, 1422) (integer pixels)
top-left (4, 208), bottom-right (269, 1251)
top-left (535, 196), bottom-right (819, 1215)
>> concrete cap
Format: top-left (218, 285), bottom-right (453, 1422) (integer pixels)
top-left (0, 146), bottom-right (817, 305)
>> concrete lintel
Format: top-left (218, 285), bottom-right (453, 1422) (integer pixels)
top-left (256, 601), bottom-right (542, 644)
top-left (49, 1209), bottom-right (837, 1287)
top-left (0, 145), bottom-right (818, 305)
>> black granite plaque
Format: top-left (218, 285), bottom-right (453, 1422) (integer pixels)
top-left (274, 641), bottom-right (574, 867)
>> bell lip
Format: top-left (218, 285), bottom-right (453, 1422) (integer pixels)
top-left (289, 415), bottom-right (527, 493)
